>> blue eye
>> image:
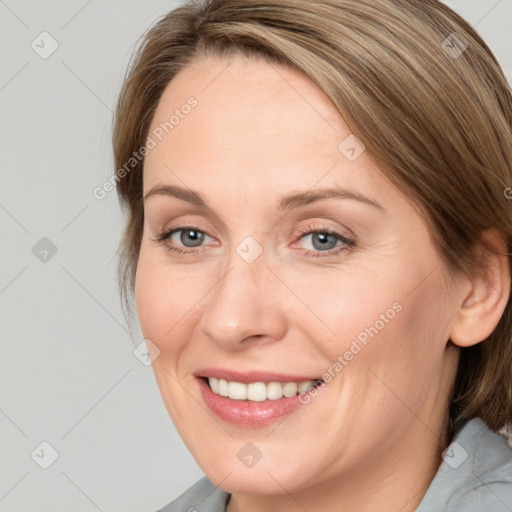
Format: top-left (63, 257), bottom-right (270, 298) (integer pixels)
top-left (171, 228), bottom-right (205, 248)
top-left (153, 226), bottom-right (211, 256)
top-left (153, 224), bottom-right (355, 258)
top-left (294, 225), bottom-right (355, 258)
top-left (300, 231), bottom-right (342, 251)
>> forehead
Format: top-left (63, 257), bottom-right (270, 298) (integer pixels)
top-left (145, 55), bottom-right (346, 163)
top-left (142, 54), bottom-right (400, 211)
top-left (150, 53), bottom-right (344, 135)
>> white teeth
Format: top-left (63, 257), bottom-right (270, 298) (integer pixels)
top-left (228, 381), bottom-right (247, 400)
top-left (209, 377), bottom-right (219, 394)
top-left (282, 382), bottom-right (299, 397)
top-left (206, 377), bottom-right (321, 401)
top-left (218, 378), bottom-right (229, 397)
top-left (298, 381), bottom-right (315, 393)
top-left (247, 382), bottom-right (267, 401)
top-left (266, 382), bottom-right (284, 400)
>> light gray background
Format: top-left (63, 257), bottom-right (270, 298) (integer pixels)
top-left (0, 1), bottom-right (511, 511)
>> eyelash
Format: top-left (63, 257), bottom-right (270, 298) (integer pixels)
top-left (152, 223), bottom-right (355, 259)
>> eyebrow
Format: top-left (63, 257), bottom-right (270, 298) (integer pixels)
top-left (143, 184), bottom-right (386, 212)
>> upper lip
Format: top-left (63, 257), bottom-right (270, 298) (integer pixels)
top-left (195, 368), bottom-right (323, 383)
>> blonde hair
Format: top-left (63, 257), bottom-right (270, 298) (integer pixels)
top-left (112, 0), bottom-right (512, 432)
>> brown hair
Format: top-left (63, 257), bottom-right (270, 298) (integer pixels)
top-left (112, 0), bottom-right (512, 432)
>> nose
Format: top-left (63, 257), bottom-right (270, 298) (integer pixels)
top-left (198, 248), bottom-right (287, 350)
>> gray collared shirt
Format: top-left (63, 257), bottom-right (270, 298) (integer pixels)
top-left (156, 418), bottom-right (512, 511)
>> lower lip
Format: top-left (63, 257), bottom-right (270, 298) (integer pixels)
top-left (197, 378), bottom-right (313, 426)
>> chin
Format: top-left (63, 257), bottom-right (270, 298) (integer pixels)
top-left (194, 448), bottom-right (317, 495)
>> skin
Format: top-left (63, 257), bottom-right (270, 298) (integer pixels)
top-left (135, 54), bottom-right (510, 512)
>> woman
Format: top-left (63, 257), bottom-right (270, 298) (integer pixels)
top-left (112, 0), bottom-right (512, 510)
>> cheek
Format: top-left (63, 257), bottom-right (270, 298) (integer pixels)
top-left (295, 258), bottom-right (450, 383)
top-left (135, 252), bottom-right (164, 342)
top-left (134, 245), bottom-right (223, 361)
top-left (134, 247), bottom-right (190, 354)
top-left (279, 262), bottom-right (407, 358)
top-left (335, 267), bottom-right (454, 416)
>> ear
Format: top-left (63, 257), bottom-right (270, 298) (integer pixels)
top-left (450, 228), bottom-right (511, 348)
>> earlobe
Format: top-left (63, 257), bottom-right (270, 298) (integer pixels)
top-left (450, 229), bottom-right (511, 348)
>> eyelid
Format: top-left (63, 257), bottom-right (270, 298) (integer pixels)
top-left (157, 220), bottom-right (352, 243)
top-left (291, 222), bottom-right (355, 252)
top-left (162, 217), bottom-right (212, 233)
top-left (158, 224), bottom-right (217, 246)
top-left (153, 219), bottom-right (356, 260)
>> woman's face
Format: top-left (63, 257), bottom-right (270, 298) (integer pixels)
top-left (135, 54), bottom-right (464, 495)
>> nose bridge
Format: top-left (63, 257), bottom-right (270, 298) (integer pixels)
top-left (198, 238), bottom-right (286, 347)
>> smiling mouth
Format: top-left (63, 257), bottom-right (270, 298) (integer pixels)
top-left (203, 376), bottom-right (324, 401)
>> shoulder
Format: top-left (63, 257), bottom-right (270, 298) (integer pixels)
top-left (451, 419), bottom-right (512, 510)
top-left (418, 419), bottom-right (512, 511)
top-left (155, 476), bottom-right (231, 512)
